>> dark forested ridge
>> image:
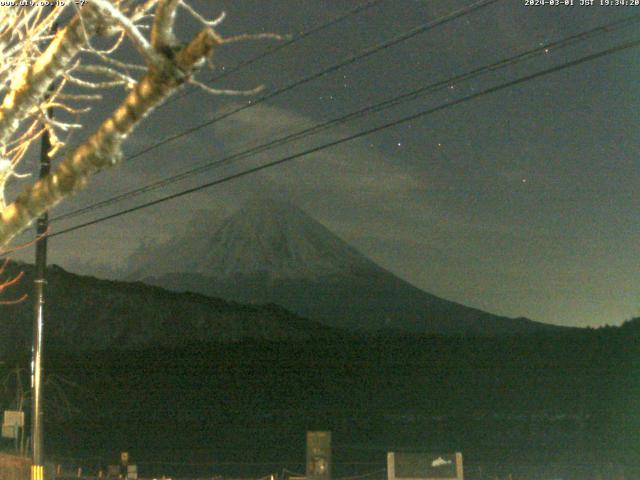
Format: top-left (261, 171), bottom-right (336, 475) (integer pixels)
top-left (0, 260), bottom-right (571, 359)
top-left (0, 262), bottom-right (338, 353)
top-left (1, 321), bottom-right (635, 476)
top-left (0, 258), bottom-right (637, 474)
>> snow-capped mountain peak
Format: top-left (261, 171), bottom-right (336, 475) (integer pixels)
top-left (130, 199), bottom-right (378, 281)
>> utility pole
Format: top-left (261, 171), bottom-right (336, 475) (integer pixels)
top-left (31, 102), bottom-right (51, 480)
top-left (31, 9), bottom-right (55, 479)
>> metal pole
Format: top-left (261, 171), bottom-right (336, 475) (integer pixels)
top-left (31, 10), bottom-right (56, 479)
top-left (31, 103), bottom-right (51, 480)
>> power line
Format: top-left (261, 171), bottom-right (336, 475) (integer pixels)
top-left (48, 37), bottom-right (640, 239)
top-left (50, 13), bottom-right (640, 224)
top-left (45, 0), bottom-right (501, 224)
top-left (124, 0), bottom-right (501, 163)
top-left (162, 0), bottom-right (387, 108)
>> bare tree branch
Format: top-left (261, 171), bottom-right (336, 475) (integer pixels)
top-left (0, 6), bottom-right (103, 148)
top-left (0, 24), bottom-right (220, 247)
top-left (0, 1), bottom-right (279, 251)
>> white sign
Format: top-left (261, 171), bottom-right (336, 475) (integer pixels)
top-left (387, 452), bottom-right (464, 480)
top-left (2, 424), bottom-right (18, 439)
top-left (2, 410), bottom-right (24, 438)
top-left (3, 410), bottom-right (24, 428)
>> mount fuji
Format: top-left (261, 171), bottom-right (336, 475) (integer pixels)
top-left (128, 199), bottom-right (562, 335)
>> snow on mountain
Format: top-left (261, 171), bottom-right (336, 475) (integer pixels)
top-left (129, 198), bottom-right (380, 281)
top-left (127, 199), bottom-right (564, 335)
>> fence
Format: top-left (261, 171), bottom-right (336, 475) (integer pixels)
top-left (463, 463), bottom-right (639, 480)
top-left (39, 463), bottom-right (640, 480)
top-left (12, 455), bottom-right (638, 480)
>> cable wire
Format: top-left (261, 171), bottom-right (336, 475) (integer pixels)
top-left (123, 0), bottom-right (501, 164)
top-left (48, 37), bottom-right (640, 239)
top-left (162, 0), bottom-right (387, 108)
top-left (50, 13), bottom-right (640, 224)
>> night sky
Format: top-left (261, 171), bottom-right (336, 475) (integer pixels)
top-left (9, 0), bottom-right (640, 328)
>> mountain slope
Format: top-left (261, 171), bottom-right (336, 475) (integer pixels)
top-left (130, 199), bottom-right (381, 280)
top-left (0, 261), bottom-right (336, 353)
top-left (128, 199), bottom-right (565, 335)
